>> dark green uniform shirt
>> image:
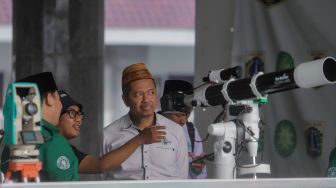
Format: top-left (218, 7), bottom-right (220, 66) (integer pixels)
top-left (39, 119), bottom-right (79, 181)
top-left (327, 147), bottom-right (336, 177)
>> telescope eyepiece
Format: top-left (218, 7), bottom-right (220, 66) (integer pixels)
top-left (203, 66), bottom-right (242, 83)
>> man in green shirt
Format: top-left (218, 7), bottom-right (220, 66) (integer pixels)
top-left (38, 120), bottom-right (79, 181)
top-left (326, 147), bottom-right (336, 177)
top-left (1, 72), bottom-right (79, 181)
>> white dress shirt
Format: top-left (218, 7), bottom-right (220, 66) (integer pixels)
top-left (101, 113), bottom-right (188, 180)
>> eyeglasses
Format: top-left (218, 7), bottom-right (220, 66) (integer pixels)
top-left (66, 109), bottom-right (84, 120)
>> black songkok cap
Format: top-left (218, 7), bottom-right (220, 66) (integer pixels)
top-left (59, 90), bottom-right (83, 114)
top-left (162, 80), bottom-right (193, 95)
top-left (16, 72), bottom-right (58, 97)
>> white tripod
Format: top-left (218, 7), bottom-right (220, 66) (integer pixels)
top-left (208, 100), bottom-right (270, 179)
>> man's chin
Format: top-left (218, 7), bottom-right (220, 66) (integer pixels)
top-left (130, 110), bottom-right (154, 119)
top-left (140, 111), bottom-right (155, 118)
top-left (69, 132), bottom-right (80, 138)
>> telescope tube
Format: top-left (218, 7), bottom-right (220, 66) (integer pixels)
top-left (185, 57), bottom-right (336, 107)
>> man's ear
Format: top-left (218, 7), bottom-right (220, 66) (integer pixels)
top-left (45, 92), bottom-right (56, 106)
top-left (122, 94), bottom-right (129, 107)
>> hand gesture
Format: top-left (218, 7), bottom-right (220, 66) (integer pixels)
top-left (138, 125), bottom-right (166, 144)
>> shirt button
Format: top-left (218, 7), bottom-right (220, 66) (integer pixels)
top-left (146, 176), bottom-right (149, 179)
top-left (144, 151), bottom-right (147, 154)
top-left (144, 165), bottom-right (148, 168)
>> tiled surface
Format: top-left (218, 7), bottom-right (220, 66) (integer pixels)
top-left (0, 0), bottom-right (195, 28)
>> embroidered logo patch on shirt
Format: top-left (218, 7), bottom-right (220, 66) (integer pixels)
top-left (160, 137), bottom-right (171, 145)
top-left (56, 156), bottom-right (71, 170)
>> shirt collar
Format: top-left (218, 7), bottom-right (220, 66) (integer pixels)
top-left (42, 119), bottom-right (59, 135)
top-left (122, 114), bottom-right (139, 131)
top-left (123, 113), bottom-right (158, 131)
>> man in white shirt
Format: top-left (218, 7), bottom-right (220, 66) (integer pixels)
top-left (102, 63), bottom-right (188, 180)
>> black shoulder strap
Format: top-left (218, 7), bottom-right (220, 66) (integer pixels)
top-left (186, 122), bottom-right (195, 152)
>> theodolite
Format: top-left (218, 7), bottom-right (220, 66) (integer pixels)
top-left (3, 82), bottom-right (44, 183)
